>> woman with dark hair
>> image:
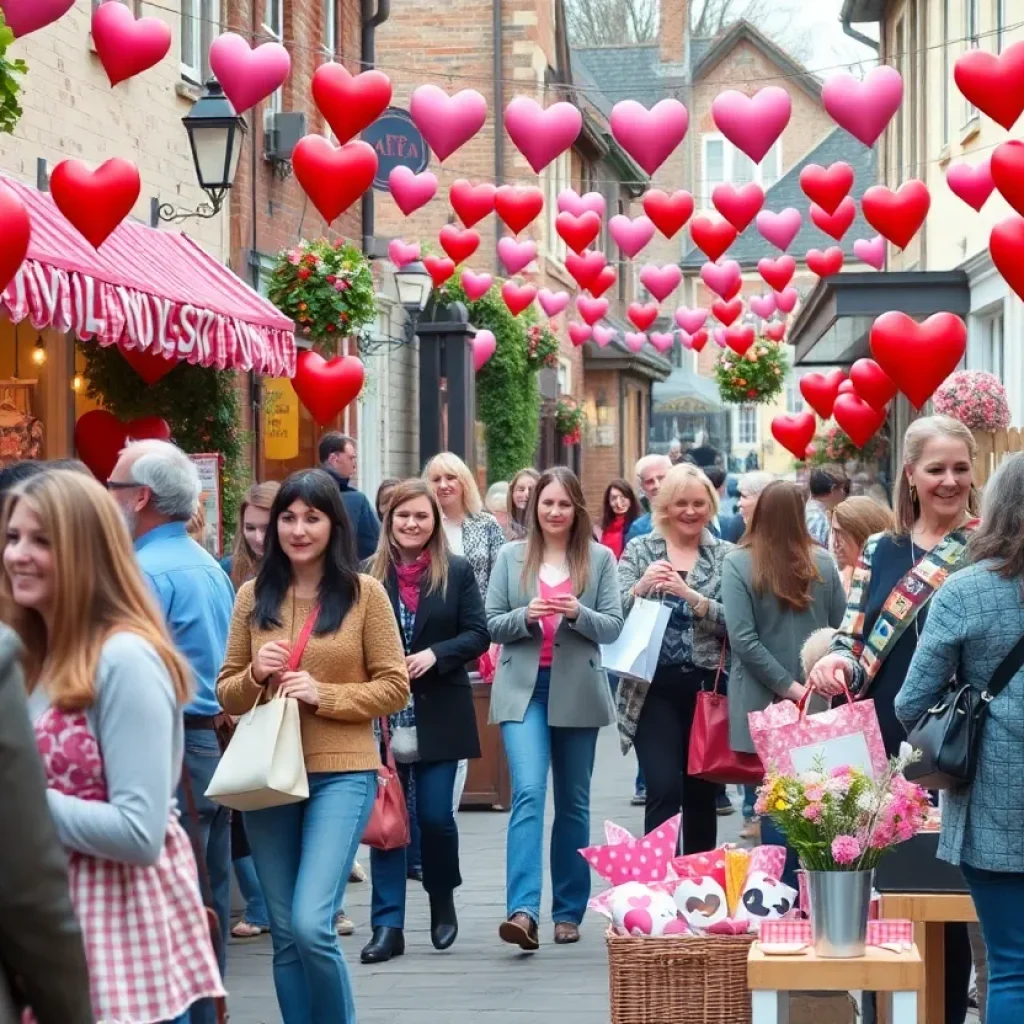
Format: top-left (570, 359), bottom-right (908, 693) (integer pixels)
top-left (506, 468), bottom-right (539, 540)
top-left (486, 466), bottom-right (623, 949)
top-left (217, 468), bottom-right (409, 1024)
top-left (599, 479), bottom-right (642, 560)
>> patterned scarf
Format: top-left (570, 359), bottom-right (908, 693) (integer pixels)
top-left (395, 551), bottom-right (430, 613)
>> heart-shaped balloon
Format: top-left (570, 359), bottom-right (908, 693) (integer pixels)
top-left (587, 265), bottom-right (616, 298)
top-left (439, 224), bottom-right (480, 265)
top-left (92, 0), bottom-right (172, 86)
top-left (424, 256), bottom-right (455, 288)
top-left (577, 295), bottom-right (610, 326)
top-left (628, 303), bottom-right (659, 332)
top-left (312, 63), bottom-right (392, 144)
top-left (50, 158), bottom-right (141, 249)
top-left (822, 66), bottom-right (904, 146)
top-left (758, 255), bottom-right (796, 292)
top-left (774, 287), bottom-right (799, 313)
top-left (764, 322), bottom-right (786, 342)
top-left (690, 217), bottom-right (737, 263)
top-left (990, 215), bottom-right (1024, 302)
top-left (748, 294), bottom-right (777, 320)
top-left (806, 247), bottom-right (844, 277)
top-left (388, 239), bottom-right (421, 268)
top-left (953, 40), bottom-right (1024, 131)
top-left (449, 179), bottom-right (496, 227)
top-left (853, 235), bottom-right (886, 270)
top-left (472, 329), bottom-right (497, 372)
top-left (209, 33), bottom-right (291, 114)
top-left (675, 307), bottom-right (708, 334)
top-left (771, 412), bottom-right (816, 459)
top-left (558, 189), bottom-right (606, 218)
top-left (799, 368), bottom-right (846, 419)
top-left (810, 197), bottom-right (856, 241)
top-left (610, 99), bottom-right (689, 175)
top-left (494, 185), bottom-right (544, 235)
top-left (711, 87), bottom-right (791, 163)
top-left (0, 185), bottom-right (31, 296)
top-left (946, 157), bottom-right (995, 213)
top-left (568, 322), bottom-right (593, 346)
top-left (712, 182), bottom-right (764, 233)
top-left (502, 280), bottom-right (537, 317)
top-left (497, 236), bottom-right (537, 276)
top-left (292, 137), bottom-right (377, 225)
top-left (649, 331), bottom-right (675, 354)
top-left (861, 180), bottom-right (930, 251)
top-left (643, 189), bottom-right (694, 239)
top-left (639, 263), bottom-right (682, 302)
top-left (624, 332), bottom-right (647, 353)
top-left (690, 329), bottom-right (709, 352)
top-left (537, 288), bottom-right (570, 318)
top-left (712, 298), bottom-right (743, 327)
top-left (0, 0), bottom-right (74, 38)
top-left (869, 311), bottom-right (967, 410)
top-left (556, 211), bottom-right (601, 255)
top-left (838, 379), bottom-right (856, 395)
top-left (461, 269), bottom-right (493, 301)
top-left (755, 208), bottom-right (802, 252)
top-left (609, 215), bottom-right (656, 259)
top-left (120, 344), bottom-right (178, 386)
top-left (700, 260), bottom-right (741, 300)
top-left (74, 410), bottom-right (171, 482)
top-left (799, 162), bottom-right (855, 215)
top-left (833, 393), bottom-right (887, 449)
top-left (504, 96), bottom-right (582, 173)
top-left (713, 327), bottom-right (728, 348)
top-left (565, 250), bottom-right (607, 290)
top-left (389, 167), bottom-right (438, 216)
top-left (849, 357), bottom-right (898, 411)
top-left (592, 325), bottom-right (616, 347)
top-left (292, 352), bottom-right (365, 426)
top-left (409, 85), bottom-right (488, 161)
top-left (725, 325), bottom-right (755, 356)
top-left (991, 141), bottom-right (1024, 218)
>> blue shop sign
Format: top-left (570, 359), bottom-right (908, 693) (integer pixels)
top-left (363, 108), bottom-right (431, 191)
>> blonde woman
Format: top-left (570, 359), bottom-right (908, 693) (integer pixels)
top-left (507, 468), bottom-right (540, 540)
top-left (3, 470), bottom-right (223, 1024)
top-left (830, 496), bottom-right (896, 594)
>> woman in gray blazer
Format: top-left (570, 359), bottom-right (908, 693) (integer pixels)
top-left (485, 467), bottom-right (623, 951)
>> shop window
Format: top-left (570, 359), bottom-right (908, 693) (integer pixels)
top-left (180, 0), bottom-right (220, 85)
top-left (970, 312), bottom-right (1004, 379)
top-left (736, 404), bottom-right (758, 446)
top-left (702, 134), bottom-right (781, 200)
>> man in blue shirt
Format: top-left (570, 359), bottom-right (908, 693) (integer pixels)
top-left (108, 439), bottom-right (235, 1024)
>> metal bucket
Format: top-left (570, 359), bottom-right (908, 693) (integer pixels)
top-left (806, 870), bottom-right (873, 958)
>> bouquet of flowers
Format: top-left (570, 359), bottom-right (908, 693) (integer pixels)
top-left (714, 341), bottom-right (788, 405)
top-left (811, 423), bottom-right (888, 464)
top-left (933, 370), bottom-right (1011, 431)
top-left (756, 752), bottom-right (930, 871)
top-left (525, 324), bottom-right (560, 371)
top-left (555, 397), bottom-right (584, 446)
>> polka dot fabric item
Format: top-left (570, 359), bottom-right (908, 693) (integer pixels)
top-left (579, 814), bottom-right (681, 885)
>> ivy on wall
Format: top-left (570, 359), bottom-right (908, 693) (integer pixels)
top-left (0, 11), bottom-right (26, 136)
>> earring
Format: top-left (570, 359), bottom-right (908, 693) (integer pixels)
top-left (909, 483), bottom-right (918, 502)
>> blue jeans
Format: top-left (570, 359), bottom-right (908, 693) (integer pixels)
top-left (177, 729), bottom-right (231, 1024)
top-left (501, 669), bottom-right (599, 925)
top-left (405, 770), bottom-right (423, 874)
top-left (234, 855), bottom-right (270, 929)
top-left (963, 863), bottom-right (1024, 1024)
top-left (742, 785), bottom-right (757, 820)
top-left (609, 673), bottom-right (645, 794)
top-left (370, 759), bottom-right (461, 928)
top-left (245, 771), bottom-right (377, 1024)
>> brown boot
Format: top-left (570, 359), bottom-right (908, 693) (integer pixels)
top-left (498, 913), bottom-right (539, 951)
top-left (553, 922), bottom-right (580, 944)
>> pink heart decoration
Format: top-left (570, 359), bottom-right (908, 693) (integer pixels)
top-left (649, 331), bottom-right (675, 354)
top-left (624, 332), bottom-right (647, 353)
top-left (410, 85), bottom-right (488, 162)
top-left (946, 158), bottom-right (995, 212)
top-left (577, 295), bottom-right (610, 326)
top-left (609, 214), bottom-right (656, 258)
top-left (674, 307), bottom-right (708, 334)
top-left (388, 239), bottom-right (421, 267)
top-left (822, 66), bottom-right (904, 147)
top-left (501, 280), bottom-right (537, 317)
top-left (711, 87), bottom-right (792, 163)
top-left (679, 332), bottom-right (695, 350)
top-left (639, 263), bottom-right (682, 302)
top-left (538, 288), bottom-right (570, 318)
top-left (91, 0), bottom-right (172, 86)
top-left (558, 189), bottom-right (606, 218)
top-left (0, 0), bottom-right (74, 37)
top-left (593, 325), bottom-right (616, 347)
top-left (775, 286), bottom-right (799, 313)
top-left (609, 99), bottom-right (689, 175)
top-left (755, 208), bottom-right (802, 251)
top-left (472, 329), bottom-right (497, 372)
top-left (461, 269), bottom-right (493, 301)
top-left (388, 167), bottom-right (438, 216)
top-left (568, 322), bottom-right (593, 346)
top-left (209, 33), bottom-right (292, 115)
top-left (713, 327), bottom-right (728, 348)
top-left (497, 236), bottom-right (537, 276)
top-left (853, 235), bottom-right (885, 270)
top-left (699, 260), bottom-right (741, 300)
top-left (749, 294), bottom-right (777, 319)
top-left (504, 96), bottom-right (582, 173)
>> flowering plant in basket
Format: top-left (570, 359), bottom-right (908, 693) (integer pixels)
top-left (714, 341), bottom-right (788, 405)
top-left (810, 423), bottom-right (888, 464)
top-left (555, 397), bottom-right (585, 446)
top-left (526, 324), bottom-right (560, 371)
top-left (757, 752), bottom-right (930, 871)
top-left (933, 370), bottom-right (1011, 431)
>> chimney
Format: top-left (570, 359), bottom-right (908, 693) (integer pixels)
top-left (659, 0), bottom-right (689, 66)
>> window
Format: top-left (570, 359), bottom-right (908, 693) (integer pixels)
top-left (323, 0), bottom-right (337, 57)
top-left (702, 134), bottom-right (781, 199)
top-left (736, 405), bottom-right (758, 446)
top-left (785, 372), bottom-right (805, 414)
top-left (557, 357), bottom-right (572, 396)
top-left (181, 0), bottom-right (220, 84)
top-left (941, 0), bottom-right (950, 144)
top-left (264, 0), bottom-right (284, 114)
top-left (970, 312), bottom-right (1004, 378)
top-left (542, 152), bottom-right (570, 264)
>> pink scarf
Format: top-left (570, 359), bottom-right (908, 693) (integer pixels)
top-left (395, 552), bottom-right (430, 612)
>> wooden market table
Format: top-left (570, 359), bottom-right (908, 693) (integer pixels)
top-left (877, 893), bottom-right (977, 1024)
top-left (748, 943), bottom-right (924, 1024)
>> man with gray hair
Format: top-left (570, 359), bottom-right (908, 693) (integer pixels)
top-left (107, 439), bottom-right (234, 1024)
top-left (625, 453), bottom-right (672, 544)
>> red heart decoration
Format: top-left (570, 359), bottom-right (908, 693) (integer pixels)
top-left (809, 196), bottom-right (856, 241)
top-left (438, 224), bottom-right (480, 264)
top-left (990, 140), bottom-right (1024, 218)
top-left (292, 137), bottom-right (377, 225)
top-left (91, 0), bottom-right (172, 86)
top-left (771, 412), bottom-right (816, 460)
top-left (722, 277), bottom-right (742, 302)
top-left (764, 322), bottom-right (786, 342)
top-left (861, 180), bottom-right (931, 251)
top-left (502, 280), bottom-right (537, 316)
top-left (838, 379), bottom-right (856, 394)
top-left (628, 302), bottom-right (659, 332)
top-left (725, 325), bottom-right (755, 356)
top-left (954, 40), bottom-right (1024, 132)
top-left (799, 162), bottom-right (855, 215)
top-left (990, 215), bottom-right (1024, 302)
top-left (833, 393), bottom-right (887, 449)
top-left (587, 265), bottom-right (617, 298)
top-left (758, 255), bottom-right (796, 292)
top-left (292, 352), bottom-right (365, 426)
top-left (869, 311), bottom-right (967, 410)
top-left (49, 158), bottom-right (141, 249)
top-left (643, 189), bottom-right (694, 238)
top-left (449, 179), bottom-right (496, 228)
top-left (74, 410), bottom-right (171, 482)
top-left (556, 211), bottom-right (601, 255)
top-left (311, 63), bottom-right (392, 144)
top-left (424, 255), bottom-right (455, 288)
top-left (568, 322), bottom-right (592, 346)
top-left (565, 249), bottom-right (607, 290)
top-left (690, 216), bottom-right (738, 262)
top-left (806, 247), bottom-right (844, 277)
top-left (799, 369), bottom-right (846, 419)
top-left (494, 185), bottom-right (544, 235)
top-left (0, 185), bottom-right (31, 296)
top-left (120, 345), bottom-right (178, 385)
top-left (711, 298), bottom-right (742, 326)
top-left (690, 329), bottom-right (709, 352)
top-left (712, 182), bottom-right (764, 233)
top-left (848, 358), bottom-right (898, 411)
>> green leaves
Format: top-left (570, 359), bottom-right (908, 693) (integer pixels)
top-left (0, 11), bottom-right (27, 136)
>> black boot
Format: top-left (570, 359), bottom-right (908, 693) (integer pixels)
top-left (360, 926), bottom-right (405, 964)
top-left (429, 891), bottom-right (458, 951)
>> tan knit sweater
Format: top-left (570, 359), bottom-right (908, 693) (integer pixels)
top-left (217, 575), bottom-right (410, 774)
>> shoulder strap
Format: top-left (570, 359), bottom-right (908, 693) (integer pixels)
top-left (287, 603), bottom-right (321, 671)
top-left (986, 633), bottom-right (1024, 700)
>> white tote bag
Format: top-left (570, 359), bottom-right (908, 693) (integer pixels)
top-left (599, 596), bottom-right (671, 683)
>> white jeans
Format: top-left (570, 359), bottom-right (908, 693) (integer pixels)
top-left (453, 759), bottom-right (468, 813)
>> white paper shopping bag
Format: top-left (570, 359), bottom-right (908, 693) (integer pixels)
top-left (599, 597), bottom-right (671, 683)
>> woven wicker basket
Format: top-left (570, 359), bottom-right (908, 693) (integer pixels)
top-left (606, 930), bottom-right (755, 1024)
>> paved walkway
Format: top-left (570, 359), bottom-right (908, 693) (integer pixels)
top-left (224, 726), bottom-right (744, 1023)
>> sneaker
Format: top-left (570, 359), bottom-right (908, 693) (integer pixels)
top-left (716, 792), bottom-right (736, 816)
top-left (335, 913), bottom-right (356, 936)
top-left (631, 787), bottom-right (647, 806)
top-left (349, 861), bottom-right (367, 883)
top-left (231, 919), bottom-right (268, 939)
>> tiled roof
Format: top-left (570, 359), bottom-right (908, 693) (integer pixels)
top-left (570, 45), bottom-right (664, 108)
top-left (689, 36), bottom-right (715, 68)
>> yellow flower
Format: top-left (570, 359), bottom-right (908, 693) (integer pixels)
top-left (775, 799), bottom-right (788, 811)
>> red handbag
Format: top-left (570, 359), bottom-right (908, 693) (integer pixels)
top-left (362, 717), bottom-right (411, 851)
top-left (687, 645), bottom-right (764, 785)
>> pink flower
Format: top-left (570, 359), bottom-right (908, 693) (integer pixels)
top-left (334, 279), bottom-right (350, 292)
top-left (831, 835), bottom-right (862, 865)
top-left (802, 802), bottom-right (824, 822)
top-left (804, 783), bottom-right (825, 803)
top-left (287, 251), bottom-right (301, 265)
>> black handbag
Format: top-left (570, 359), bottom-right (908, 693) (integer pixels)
top-left (904, 632), bottom-right (1024, 790)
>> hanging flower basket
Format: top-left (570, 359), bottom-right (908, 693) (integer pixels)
top-left (555, 397), bottom-right (585, 446)
top-left (713, 340), bottom-right (789, 405)
top-left (933, 370), bottom-right (1011, 431)
top-left (811, 424), bottom-right (889, 465)
top-left (268, 238), bottom-right (377, 353)
top-left (526, 324), bottom-right (560, 372)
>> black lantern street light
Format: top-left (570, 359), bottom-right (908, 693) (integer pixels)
top-left (395, 260), bottom-right (433, 341)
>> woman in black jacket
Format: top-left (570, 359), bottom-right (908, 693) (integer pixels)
top-left (360, 479), bottom-right (489, 964)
